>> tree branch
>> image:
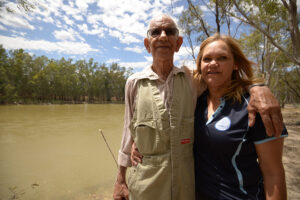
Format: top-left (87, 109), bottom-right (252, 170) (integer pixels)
top-left (187, 0), bottom-right (210, 37)
top-left (232, 0), bottom-right (300, 65)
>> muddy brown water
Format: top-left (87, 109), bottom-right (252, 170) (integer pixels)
top-left (0, 104), bottom-right (124, 200)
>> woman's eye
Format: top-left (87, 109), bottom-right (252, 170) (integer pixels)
top-left (202, 57), bottom-right (211, 62)
top-left (219, 56), bottom-right (227, 60)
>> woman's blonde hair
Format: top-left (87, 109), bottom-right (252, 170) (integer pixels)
top-left (194, 33), bottom-right (263, 103)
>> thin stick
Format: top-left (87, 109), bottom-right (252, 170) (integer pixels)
top-left (98, 129), bottom-right (118, 169)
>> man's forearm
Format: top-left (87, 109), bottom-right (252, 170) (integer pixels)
top-left (248, 85), bottom-right (283, 137)
top-left (117, 165), bottom-right (127, 182)
top-left (113, 165), bottom-right (129, 200)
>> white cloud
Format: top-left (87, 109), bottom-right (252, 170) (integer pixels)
top-left (109, 30), bottom-right (141, 44)
top-left (54, 29), bottom-right (76, 41)
top-left (0, 24), bottom-right (7, 31)
top-left (0, 0), bottom-right (188, 65)
top-left (75, 0), bottom-right (90, 12)
top-left (44, 16), bottom-right (55, 24)
top-left (35, 0), bottom-right (64, 18)
top-left (173, 45), bottom-right (199, 69)
top-left (0, 35), bottom-right (98, 54)
top-left (95, 13), bottom-right (147, 38)
top-left (199, 5), bottom-right (209, 12)
top-left (11, 30), bottom-right (27, 37)
top-left (0, 7), bottom-right (35, 30)
top-left (73, 14), bottom-right (84, 21)
top-left (172, 6), bottom-right (185, 15)
top-left (124, 46), bottom-right (145, 54)
top-left (86, 14), bottom-right (102, 26)
top-left (78, 24), bottom-right (105, 36)
top-left (144, 55), bottom-right (153, 62)
top-left (109, 29), bottom-right (122, 38)
top-left (63, 15), bottom-right (74, 26)
top-left (178, 59), bottom-right (196, 70)
top-left (91, 0), bottom-right (180, 44)
top-left (13, 0), bottom-right (183, 46)
top-left (120, 33), bottom-right (141, 44)
top-left (55, 20), bottom-right (63, 28)
top-left (53, 28), bottom-right (85, 42)
top-left (107, 58), bottom-right (120, 63)
top-left (119, 61), bottom-right (149, 69)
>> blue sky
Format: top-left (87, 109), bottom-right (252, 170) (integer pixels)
top-left (1, 0), bottom-right (299, 71)
top-left (0, 0), bottom-right (197, 71)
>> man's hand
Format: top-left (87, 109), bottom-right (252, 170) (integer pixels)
top-left (113, 167), bottom-right (129, 200)
top-left (131, 142), bottom-right (143, 166)
top-left (248, 86), bottom-right (283, 137)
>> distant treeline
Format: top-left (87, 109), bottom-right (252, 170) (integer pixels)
top-left (0, 45), bottom-right (133, 104)
top-left (1, 45), bottom-right (299, 106)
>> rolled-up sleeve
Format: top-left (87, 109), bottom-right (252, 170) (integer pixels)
top-left (117, 77), bottom-right (136, 167)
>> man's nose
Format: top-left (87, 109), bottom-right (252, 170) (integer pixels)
top-left (161, 30), bottom-right (167, 36)
top-left (159, 30), bottom-right (168, 40)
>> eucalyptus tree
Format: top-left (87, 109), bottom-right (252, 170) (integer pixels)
top-left (180, 0), bottom-right (299, 103)
top-left (0, 46), bottom-right (133, 104)
top-left (231, 0), bottom-right (299, 66)
top-left (0, 45), bottom-right (14, 103)
top-left (179, 0), bottom-right (243, 61)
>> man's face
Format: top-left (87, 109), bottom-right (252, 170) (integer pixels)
top-left (144, 16), bottom-right (182, 62)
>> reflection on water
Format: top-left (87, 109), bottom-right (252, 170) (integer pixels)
top-left (0, 104), bottom-right (124, 200)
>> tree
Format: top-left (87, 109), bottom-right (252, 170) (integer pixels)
top-left (179, 0), bottom-right (300, 104)
top-left (179, 0), bottom-right (243, 60)
top-left (0, 46), bottom-right (132, 104)
top-left (231, 0), bottom-right (300, 66)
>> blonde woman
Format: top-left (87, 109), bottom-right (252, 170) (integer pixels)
top-left (194, 33), bottom-right (287, 200)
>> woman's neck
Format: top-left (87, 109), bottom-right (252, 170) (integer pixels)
top-left (208, 86), bottom-right (226, 101)
top-left (206, 87), bottom-right (226, 119)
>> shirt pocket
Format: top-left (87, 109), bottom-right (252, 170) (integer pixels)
top-left (132, 121), bottom-right (170, 155)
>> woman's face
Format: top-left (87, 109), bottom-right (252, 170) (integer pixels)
top-left (201, 40), bottom-right (237, 90)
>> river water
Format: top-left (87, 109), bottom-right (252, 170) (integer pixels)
top-left (0, 104), bottom-right (125, 200)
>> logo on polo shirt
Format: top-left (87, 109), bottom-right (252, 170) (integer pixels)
top-left (215, 117), bottom-right (231, 131)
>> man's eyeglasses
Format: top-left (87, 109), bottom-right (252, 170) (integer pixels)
top-left (147, 28), bottom-right (179, 38)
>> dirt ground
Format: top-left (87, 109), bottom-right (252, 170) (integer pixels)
top-left (282, 104), bottom-right (300, 199)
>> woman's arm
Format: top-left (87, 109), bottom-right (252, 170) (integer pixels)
top-left (255, 138), bottom-right (287, 200)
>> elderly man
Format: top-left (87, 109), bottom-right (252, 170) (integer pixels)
top-left (113, 14), bottom-right (283, 200)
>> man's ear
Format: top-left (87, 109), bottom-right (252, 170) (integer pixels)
top-left (175, 36), bottom-right (183, 52)
top-left (144, 38), bottom-right (151, 53)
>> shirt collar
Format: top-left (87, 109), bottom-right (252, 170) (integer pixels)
top-left (139, 65), bottom-right (185, 81)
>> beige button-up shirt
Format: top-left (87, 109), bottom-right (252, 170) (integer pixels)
top-left (118, 66), bottom-right (200, 167)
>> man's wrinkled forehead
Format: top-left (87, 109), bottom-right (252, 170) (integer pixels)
top-left (148, 15), bottom-right (177, 29)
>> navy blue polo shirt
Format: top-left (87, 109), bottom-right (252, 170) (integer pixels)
top-left (194, 90), bottom-right (288, 200)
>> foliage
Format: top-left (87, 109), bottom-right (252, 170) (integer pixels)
top-left (0, 0), bottom-right (36, 13)
top-left (178, 0), bottom-right (300, 104)
top-left (0, 45), bottom-right (132, 104)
